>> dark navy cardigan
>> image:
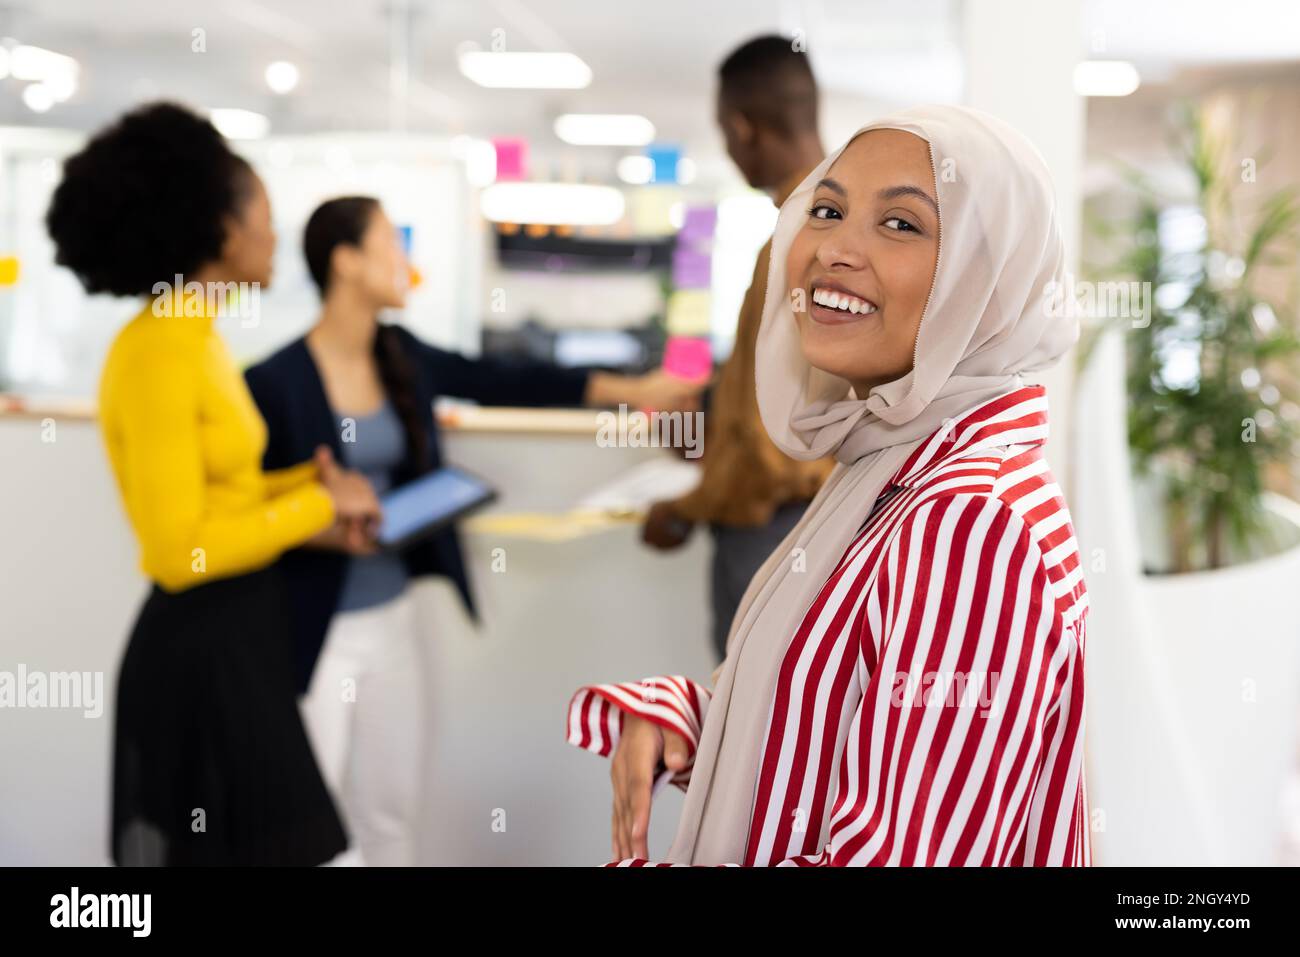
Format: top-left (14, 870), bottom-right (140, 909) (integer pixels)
top-left (245, 324), bottom-right (590, 693)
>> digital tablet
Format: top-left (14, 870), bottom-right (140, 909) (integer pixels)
top-left (376, 466), bottom-right (498, 550)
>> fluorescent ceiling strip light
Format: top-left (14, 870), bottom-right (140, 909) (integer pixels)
top-left (480, 182), bottom-right (625, 226)
top-left (1073, 60), bottom-right (1140, 97)
top-left (459, 51), bottom-right (591, 89)
top-left (210, 108), bottom-right (271, 140)
top-left (555, 113), bottom-right (655, 146)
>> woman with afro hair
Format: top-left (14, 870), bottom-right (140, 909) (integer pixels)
top-left (47, 102), bottom-right (378, 866)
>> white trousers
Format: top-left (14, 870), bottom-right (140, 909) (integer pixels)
top-left (301, 591), bottom-right (424, 866)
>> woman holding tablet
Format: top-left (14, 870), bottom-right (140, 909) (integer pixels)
top-left (46, 103), bottom-right (380, 866)
top-left (245, 195), bottom-right (702, 866)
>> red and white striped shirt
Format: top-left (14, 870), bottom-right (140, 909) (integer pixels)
top-left (567, 386), bottom-right (1090, 866)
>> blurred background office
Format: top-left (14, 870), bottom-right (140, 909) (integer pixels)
top-left (2, 0), bottom-right (1300, 866)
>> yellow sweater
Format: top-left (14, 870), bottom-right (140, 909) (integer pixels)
top-left (98, 304), bottom-right (335, 592)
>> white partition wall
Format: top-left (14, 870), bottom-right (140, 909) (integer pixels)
top-left (0, 129), bottom-right (484, 397)
top-left (234, 133), bottom-right (486, 360)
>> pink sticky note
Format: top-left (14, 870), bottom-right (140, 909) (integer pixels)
top-left (662, 336), bottom-right (712, 382)
top-left (492, 137), bottom-right (528, 182)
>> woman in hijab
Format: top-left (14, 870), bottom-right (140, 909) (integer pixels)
top-left (565, 105), bottom-right (1090, 866)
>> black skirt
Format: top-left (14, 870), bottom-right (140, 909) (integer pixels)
top-left (111, 565), bottom-right (348, 866)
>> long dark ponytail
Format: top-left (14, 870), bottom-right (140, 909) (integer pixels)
top-left (303, 196), bottom-right (430, 473)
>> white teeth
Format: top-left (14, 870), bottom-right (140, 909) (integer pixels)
top-left (812, 287), bottom-right (876, 315)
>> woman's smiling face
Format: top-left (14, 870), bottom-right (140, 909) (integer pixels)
top-left (785, 129), bottom-right (940, 396)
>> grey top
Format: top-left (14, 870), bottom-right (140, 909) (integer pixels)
top-left (335, 401), bottom-right (411, 613)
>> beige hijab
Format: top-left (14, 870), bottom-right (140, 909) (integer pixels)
top-left (666, 104), bottom-right (1079, 865)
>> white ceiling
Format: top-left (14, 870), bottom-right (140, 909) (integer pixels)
top-left (2, 1), bottom-right (952, 138)
top-left (1084, 0), bottom-right (1300, 70)
top-left (1, 0), bottom-right (1298, 182)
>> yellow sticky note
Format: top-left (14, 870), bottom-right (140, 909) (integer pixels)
top-left (629, 188), bottom-right (679, 237)
top-left (0, 257), bottom-right (20, 286)
top-left (666, 289), bottom-right (712, 337)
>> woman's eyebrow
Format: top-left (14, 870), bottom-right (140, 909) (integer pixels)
top-left (814, 179), bottom-right (939, 215)
top-left (878, 184), bottom-right (938, 213)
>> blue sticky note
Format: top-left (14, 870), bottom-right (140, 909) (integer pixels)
top-left (647, 144), bottom-right (681, 184)
top-left (395, 224), bottom-right (413, 255)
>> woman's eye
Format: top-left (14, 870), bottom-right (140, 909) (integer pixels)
top-left (808, 204), bottom-right (841, 221)
top-left (882, 216), bottom-right (919, 233)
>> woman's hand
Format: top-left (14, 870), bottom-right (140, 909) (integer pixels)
top-left (304, 519), bottom-right (379, 555)
top-left (313, 446), bottom-right (382, 551)
top-left (632, 369), bottom-right (705, 413)
top-left (642, 500), bottom-right (694, 550)
top-left (609, 713), bottom-right (691, 861)
top-left (585, 369), bottom-right (706, 414)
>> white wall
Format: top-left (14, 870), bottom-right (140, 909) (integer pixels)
top-left (0, 131), bottom-right (482, 396)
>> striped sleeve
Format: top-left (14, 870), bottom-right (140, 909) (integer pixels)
top-left (787, 492), bottom-right (1086, 866)
top-left (565, 675), bottom-right (711, 792)
top-left (608, 494), bottom-right (1087, 869)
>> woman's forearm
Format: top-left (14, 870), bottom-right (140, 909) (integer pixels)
top-left (583, 371), bottom-right (640, 408)
top-left (584, 369), bottom-right (704, 412)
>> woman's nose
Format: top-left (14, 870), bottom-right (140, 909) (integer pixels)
top-left (815, 232), bottom-right (868, 271)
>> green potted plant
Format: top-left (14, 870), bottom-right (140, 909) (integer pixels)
top-left (1088, 105), bottom-right (1300, 572)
